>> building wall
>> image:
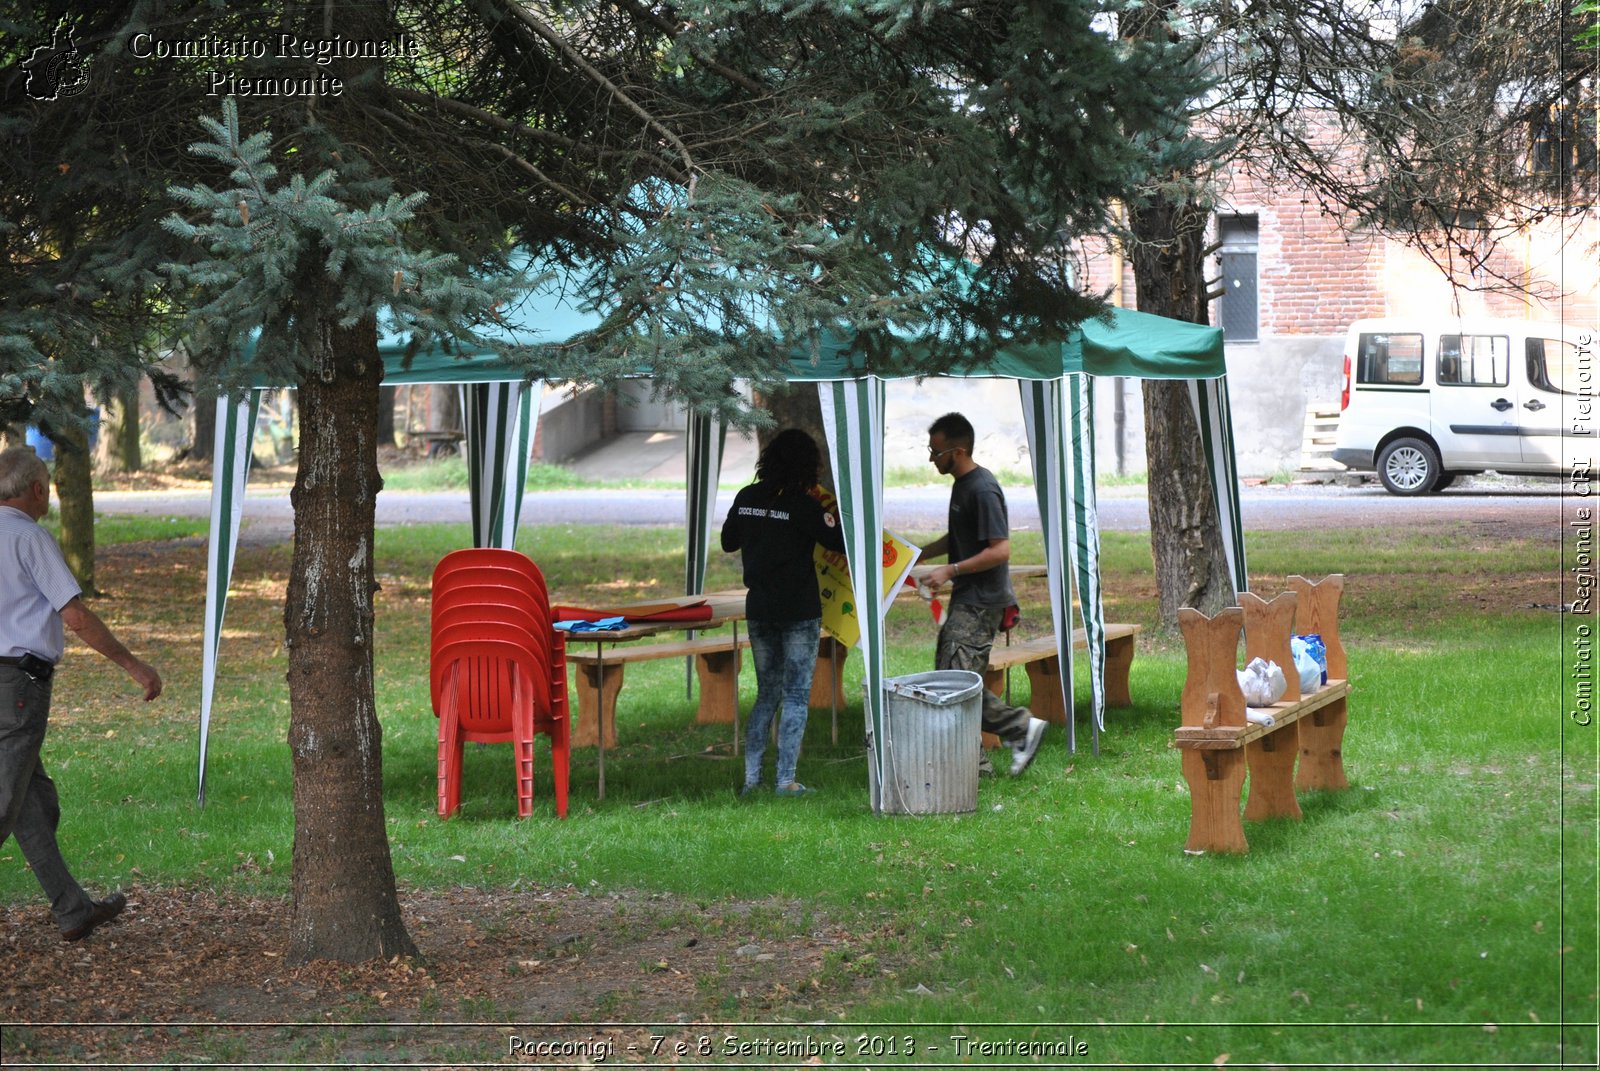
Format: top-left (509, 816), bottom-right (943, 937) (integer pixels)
top-left (1075, 118), bottom-right (1599, 476)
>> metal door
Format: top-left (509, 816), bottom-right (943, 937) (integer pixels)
top-left (1429, 332), bottom-right (1522, 468)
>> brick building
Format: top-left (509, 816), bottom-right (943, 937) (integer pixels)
top-left (1078, 118), bottom-right (1600, 476)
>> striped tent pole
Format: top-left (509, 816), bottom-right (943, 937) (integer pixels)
top-left (1067, 373), bottom-right (1108, 751)
top-left (1186, 375), bottom-right (1249, 596)
top-left (198, 390), bottom-right (263, 805)
top-left (1019, 378), bottom-right (1077, 754)
top-left (684, 411), bottom-right (727, 696)
top-left (684, 409), bottom-right (726, 597)
top-left (465, 381), bottom-right (538, 549)
top-left (504, 383), bottom-right (538, 548)
top-left (817, 377), bottom-right (888, 813)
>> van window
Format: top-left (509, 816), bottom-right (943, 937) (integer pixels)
top-left (1437, 334), bottom-right (1509, 387)
top-left (1356, 332), bottom-right (1423, 386)
top-left (1527, 336), bottom-right (1581, 394)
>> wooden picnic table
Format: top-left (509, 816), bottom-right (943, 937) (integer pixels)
top-left (556, 590), bottom-right (749, 800)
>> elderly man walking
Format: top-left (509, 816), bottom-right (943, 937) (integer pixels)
top-left (0, 446), bottom-right (162, 941)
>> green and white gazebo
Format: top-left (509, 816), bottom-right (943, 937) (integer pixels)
top-left (198, 294), bottom-right (1242, 812)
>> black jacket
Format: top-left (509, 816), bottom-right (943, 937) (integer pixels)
top-left (721, 482), bottom-right (845, 622)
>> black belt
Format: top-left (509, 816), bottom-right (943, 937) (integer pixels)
top-left (0, 654), bottom-right (55, 680)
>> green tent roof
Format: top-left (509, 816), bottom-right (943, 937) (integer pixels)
top-left (779, 306), bottom-right (1224, 382)
top-left (247, 271), bottom-right (1226, 387)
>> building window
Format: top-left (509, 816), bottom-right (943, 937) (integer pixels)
top-left (1217, 214), bottom-right (1259, 341)
top-left (1532, 105), bottom-right (1598, 182)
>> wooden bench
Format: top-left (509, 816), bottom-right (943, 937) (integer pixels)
top-left (978, 624), bottom-right (1141, 745)
top-left (1172, 574), bottom-right (1351, 854)
top-left (567, 634), bottom-right (752, 749)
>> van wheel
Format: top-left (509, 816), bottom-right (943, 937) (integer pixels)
top-left (1377, 438), bottom-right (1441, 495)
top-left (1431, 472), bottom-right (1457, 492)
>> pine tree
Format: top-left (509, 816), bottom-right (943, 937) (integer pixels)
top-left (5, 0), bottom-right (1199, 962)
top-left (161, 97), bottom-right (536, 961)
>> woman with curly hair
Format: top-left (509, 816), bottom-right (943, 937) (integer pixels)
top-left (720, 429), bottom-right (844, 796)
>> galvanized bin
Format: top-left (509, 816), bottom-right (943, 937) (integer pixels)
top-left (872, 670), bottom-right (984, 815)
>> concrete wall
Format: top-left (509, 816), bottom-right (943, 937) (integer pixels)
top-left (881, 379), bottom-right (1032, 474)
top-left (1223, 335), bottom-right (1344, 475)
top-left (614, 380), bottom-right (688, 432)
top-left (533, 385), bottom-right (608, 463)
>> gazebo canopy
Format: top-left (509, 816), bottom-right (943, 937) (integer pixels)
top-left (198, 279), bottom-right (1241, 812)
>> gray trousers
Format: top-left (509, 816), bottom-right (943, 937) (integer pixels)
top-left (0, 667), bottom-right (95, 933)
top-left (935, 603), bottom-right (1033, 745)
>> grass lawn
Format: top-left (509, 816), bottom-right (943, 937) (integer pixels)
top-left (1, 513), bottom-right (1593, 1067)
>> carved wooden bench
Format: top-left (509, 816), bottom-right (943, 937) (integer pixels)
top-left (1173, 574), bottom-right (1350, 853)
top-left (977, 624), bottom-right (1141, 746)
top-left (567, 635), bottom-right (752, 749)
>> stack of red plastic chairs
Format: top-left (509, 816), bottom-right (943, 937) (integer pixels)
top-left (430, 548), bottom-right (570, 818)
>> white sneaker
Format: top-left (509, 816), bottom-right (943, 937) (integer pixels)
top-left (1009, 717), bottom-right (1048, 776)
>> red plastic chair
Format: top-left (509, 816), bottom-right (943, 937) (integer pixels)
top-left (432, 622), bottom-right (561, 819)
top-left (432, 582), bottom-right (548, 636)
top-left (430, 553), bottom-right (570, 819)
top-left (431, 582), bottom-right (567, 734)
top-left (434, 601), bottom-right (547, 646)
top-left (432, 553), bottom-right (560, 715)
top-left (433, 549), bottom-right (548, 603)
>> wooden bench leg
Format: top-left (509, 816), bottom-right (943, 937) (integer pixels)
top-left (1243, 723), bottom-right (1302, 821)
top-left (693, 649), bottom-right (742, 725)
top-left (1296, 694), bottom-right (1349, 791)
top-left (571, 662), bottom-right (622, 749)
top-left (809, 637), bottom-right (847, 709)
top-left (1181, 748), bottom-right (1249, 853)
top-left (1104, 633), bottom-right (1136, 708)
top-left (1023, 656), bottom-right (1068, 726)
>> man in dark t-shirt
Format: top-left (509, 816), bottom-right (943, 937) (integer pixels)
top-left (921, 413), bottom-right (1047, 777)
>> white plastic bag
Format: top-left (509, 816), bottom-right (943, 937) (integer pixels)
top-left (1290, 636), bottom-right (1321, 695)
top-left (1237, 657), bottom-right (1286, 707)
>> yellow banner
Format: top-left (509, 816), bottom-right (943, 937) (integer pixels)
top-left (809, 486), bottom-right (921, 648)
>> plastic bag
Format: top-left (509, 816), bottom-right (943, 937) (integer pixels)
top-left (1289, 636), bottom-right (1321, 695)
top-left (1295, 633), bottom-right (1328, 684)
top-left (1237, 657), bottom-right (1286, 707)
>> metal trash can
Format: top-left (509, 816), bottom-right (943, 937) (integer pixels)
top-left (872, 670), bottom-right (984, 815)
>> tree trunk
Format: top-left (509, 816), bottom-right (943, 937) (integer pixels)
top-left (51, 418), bottom-right (97, 596)
top-left (1127, 188), bottom-right (1236, 624)
top-left (283, 277), bottom-right (417, 964)
top-left (95, 385), bottom-right (142, 474)
top-left (757, 383), bottom-right (835, 497)
top-left (376, 385), bottom-right (398, 448)
top-left (190, 384), bottom-right (216, 463)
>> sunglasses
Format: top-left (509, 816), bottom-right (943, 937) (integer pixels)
top-left (927, 446), bottom-right (960, 460)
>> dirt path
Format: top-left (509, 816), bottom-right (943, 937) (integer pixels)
top-left (2, 885), bottom-right (897, 1065)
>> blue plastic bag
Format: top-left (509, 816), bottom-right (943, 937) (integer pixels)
top-left (1294, 633), bottom-right (1328, 685)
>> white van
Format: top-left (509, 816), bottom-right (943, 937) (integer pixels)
top-left (1331, 317), bottom-right (1596, 494)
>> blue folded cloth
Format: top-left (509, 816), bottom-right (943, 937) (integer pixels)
top-left (553, 617), bottom-right (627, 633)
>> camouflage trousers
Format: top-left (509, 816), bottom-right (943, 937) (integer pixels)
top-left (935, 602), bottom-right (1032, 745)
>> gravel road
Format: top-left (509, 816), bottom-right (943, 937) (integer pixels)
top-left (91, 475), bottom-right (1570, 546)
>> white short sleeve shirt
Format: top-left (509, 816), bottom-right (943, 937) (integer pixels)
top-left (0, 504), bottom-right (82, 662)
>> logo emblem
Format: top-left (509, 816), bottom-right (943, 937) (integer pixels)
top-left (23, 23), bottom-right (90, 102)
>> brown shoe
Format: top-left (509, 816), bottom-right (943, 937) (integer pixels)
top-left (61, 892), bottom-right (127, 942)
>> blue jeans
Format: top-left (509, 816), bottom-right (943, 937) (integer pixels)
top-left (743, 617), bottom-right (821, 787)
top-left (0, 668), bottom-right (96, 933)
